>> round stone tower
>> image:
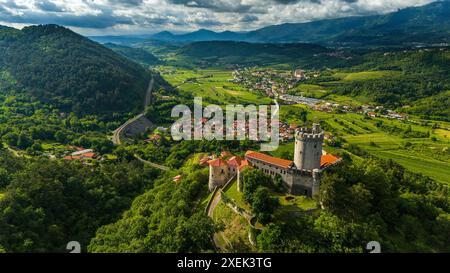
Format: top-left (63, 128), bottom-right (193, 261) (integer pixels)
top-left (294, 123), bottom-right (324, 171)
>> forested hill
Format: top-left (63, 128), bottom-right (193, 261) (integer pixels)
top-left (105, 43), bottom-right (161, 66)
top-left (0, 24), bottom-right (151, 115)
top-left (175, 41), bottom-right (357, 68)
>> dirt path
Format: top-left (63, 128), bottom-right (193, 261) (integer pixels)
top-left (134, 154), bottom-right (170, 171)
top-left (207, 189), bottom-right (222, 217)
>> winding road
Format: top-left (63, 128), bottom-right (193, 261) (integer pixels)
top-left (112, 75), bottom-right (170, 171)
top-left (112, 76), bottom-right (155, 145)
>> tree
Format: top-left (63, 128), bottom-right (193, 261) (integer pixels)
top-left (17, 132), bottom-right (32, 149)
top-left (252, 188), bottom-right (279, 224)
top-left (257, 223), bottom-right (283, 252)
top-left (242, 169), bottom-right (270, 204)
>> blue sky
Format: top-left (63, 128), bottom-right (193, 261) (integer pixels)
top-left (0, 0), bottom-right (437, 35)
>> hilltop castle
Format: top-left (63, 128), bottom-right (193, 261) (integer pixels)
top-left (207, 124), bottom-right (341, 197)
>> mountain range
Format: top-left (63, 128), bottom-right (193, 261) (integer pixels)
top-left (91, 1), bottom-right (450, 47)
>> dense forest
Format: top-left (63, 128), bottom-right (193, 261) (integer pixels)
top-left (105, 43), bottom-right (161, 67)
top-left (256, 157), bottom-right (450, 252)
top-left (0, 25), bottom-right (152, 115)
top-left (0, 149), bottom-right (158, 252)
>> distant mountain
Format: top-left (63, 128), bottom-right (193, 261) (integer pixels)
top-left (146, 1), bottom-right (450, 47)
top-left (151, 29), bottom-right (246, 42)
top-left (0, 24), bottom-right (152, 115)
top-left (105, 43), bottom-right (160, 66)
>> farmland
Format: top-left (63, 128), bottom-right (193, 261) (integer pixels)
top-left (158, 65), bottom-right (450, 185)
top-left (157, 66), bottom-right (272, 105)
top-left (279, 104), bottom-right (450, 185)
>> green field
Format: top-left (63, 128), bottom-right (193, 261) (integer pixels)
top-left (278, 104), bottom-right (450, 185)
top-left (159, 66), bottom-right (272, 105)
top-left (289, 83), bottom-right (328, 98)
top-left (225, 180), bottom-right (251, 211)
top-left (334, 70), bottom-right (401, 81)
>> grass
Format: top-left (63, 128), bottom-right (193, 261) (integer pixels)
top-left (0, 192), bottom-right (4, 201)
top-left (277, 103), bottom-right (450, 184)
top-left (277, 193), bottom-right (318, 210)
top-left (374, 150), bottom-right (450, 185)
top-left (224, 180), bottom-right (251, 211)
top-left (213, 200), bottom-right (254, 252)
top-left (336, 71), bottom-right (401, 81)
top-left (290, 84), bottom-right (328, 98)
top-left (159, 66), bottom-right (272, 105)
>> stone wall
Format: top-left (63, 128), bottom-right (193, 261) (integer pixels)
top-left (123, 114), bottom-right (154, 137)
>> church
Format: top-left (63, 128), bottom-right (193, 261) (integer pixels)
top-left (207, 124), bottom-right (341, 197)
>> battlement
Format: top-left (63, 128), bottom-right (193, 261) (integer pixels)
top-left (295, 123), bottom-right (324, 141)
top-left (295, 131), bottom-right (324, 140)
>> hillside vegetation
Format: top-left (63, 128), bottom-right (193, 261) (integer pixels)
top-left (0, 25), bottom-right (151, 115)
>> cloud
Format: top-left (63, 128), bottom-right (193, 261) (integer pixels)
top-left (35, 1), bottom-right (64, 12)
top-left (0, 0), bottom-right (438, 34)
top-left (108, 0), bottom-right (144, 6)
top-left (240, 14), bottom-right (259, 23)
top-left (167, 0), bottom-right (253, 13)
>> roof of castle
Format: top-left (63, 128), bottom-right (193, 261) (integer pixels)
top-left (238, 159), bottom-right (251, 171)
top-left (208, 158), bottom-right (228, 167)
top-left (320, 154), bottom-right (341, 169)
top-left (245, 151), bottom-right (294, 169)
top-left (227, 156), bottom-right (243, 167)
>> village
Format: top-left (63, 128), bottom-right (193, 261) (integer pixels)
top-left (233, 67), bottom-right (409, 118)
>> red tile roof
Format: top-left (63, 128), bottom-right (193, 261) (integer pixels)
top-left (208, 158), bottom-right (228, 167)
top-left (238, 159), bottom-right (251, 171)
top-left (321, 154), bottom-right (341, 168)
top-left (227, 156), bottom-right (242, 167)
top-left (82, 152), bottom-right (96, 158)
top-left (245, 151), bottom-right (293, 169)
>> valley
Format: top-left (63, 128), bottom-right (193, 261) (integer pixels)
top-left (0, 1), bottom-right (450, 254)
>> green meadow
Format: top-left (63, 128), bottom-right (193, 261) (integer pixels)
top-left (159, 66), bottom-right (272, 105)
top-left (334, 70), bottom-right (402, 81)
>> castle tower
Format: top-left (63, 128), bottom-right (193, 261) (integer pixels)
top-left (208, 158), bottom-right (229, 191)
top-left (294, 123), bottom-right (324, 171)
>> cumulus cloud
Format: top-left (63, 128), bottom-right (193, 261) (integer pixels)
top-left (0, 0), bottom-right (438, 34)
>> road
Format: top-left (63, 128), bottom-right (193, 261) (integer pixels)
top-left (113, 75), bottom-right (155, 145)
top-left (134, 154), bottom-right (170, 171)
top-left (112, 76), bottom-right (170, 172)
top-left (144, 76), bottom-right (155, 109)
top-left (207, 189), bottom-right (222, 218)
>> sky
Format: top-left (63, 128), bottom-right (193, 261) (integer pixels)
top-left (0, 0), bottom-right (437, 35)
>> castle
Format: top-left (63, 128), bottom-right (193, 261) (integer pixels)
top-left (207, 124), bottom-right (341, 197)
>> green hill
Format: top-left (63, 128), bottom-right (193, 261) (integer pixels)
top-left (174, 41), bottom-right (358, 68)
top-left (105, 43), bottom-right (161, 66)
top-left (0, 24), bottom-right (152, 115)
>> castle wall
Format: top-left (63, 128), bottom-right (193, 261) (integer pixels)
top-left (124, 115), bottom-right (154, 137)
top-left (244, 157), bottom-right (320, 197)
